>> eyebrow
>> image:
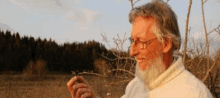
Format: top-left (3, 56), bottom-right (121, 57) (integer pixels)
top-left (130, 37), bottom-right (141, 42)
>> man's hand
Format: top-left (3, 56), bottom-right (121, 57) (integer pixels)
top-left (67, 76), bottom-right (97, 98)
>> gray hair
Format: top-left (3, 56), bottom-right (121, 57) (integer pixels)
top-left (129, 0), bottom-right (181, 51)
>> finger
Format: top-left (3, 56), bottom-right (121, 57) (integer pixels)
top-left (72, 83), bottom-right (88, 97)
top-left (67, 76), bottom-right (80, 92)
top-left (75, 88), bottom-right (91, 98)
top-left (71, 93), bottom-right (74, 98)
top-left (81, 92), bottom-right (92, 98)
top-left (77, 76), bottom-right (89, 85)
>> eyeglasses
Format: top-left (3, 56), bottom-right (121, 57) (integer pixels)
top-left (129, 37), bottom-right (158, 50)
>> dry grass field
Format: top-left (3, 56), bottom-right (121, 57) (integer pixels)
top-left (1, 60), bottom-right (220, 98)
top-left (1, 49), bottom-right (219, 98)
top-left (0, 73), bottom-right (131, 98)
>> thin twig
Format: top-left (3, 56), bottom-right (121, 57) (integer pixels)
top-left (197, 57), bottom-right (204, 68)
top-left (133, 0), bottom-right (141, 5)
top-left (203, 0), bottom-right (208, 4)
top-left (208, 24), bottom-right (220, 35)
top-left (183, 0), bottom-right (193, 63)
top-left (76, 71), bottom-right (107, 77)
top-left (110, 69), bottom-right (135, 77)
top-left (201, 0), bottom-right (210, 75)
top-left (202, 53), bottom-right (220, 82)
top-left (129, 0), bottom-right (141, 10)
top-left (105, 79), bottom-right (132, 87)
top-left (97, 53), bottom-right (135, 61)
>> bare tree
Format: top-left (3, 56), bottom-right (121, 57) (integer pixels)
top-left (183, 0), bottom-right (193, 63)
top-left (128, 0), bottom-right (141, 10)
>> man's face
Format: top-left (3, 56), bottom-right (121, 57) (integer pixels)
top-left (130, 16), bottom-right (164, 70)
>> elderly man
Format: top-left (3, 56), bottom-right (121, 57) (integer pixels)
top-left (67, 1), bottom-right (213, 98)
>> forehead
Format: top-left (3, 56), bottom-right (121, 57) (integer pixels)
top-left (131, 16), bottom-right (156, 40)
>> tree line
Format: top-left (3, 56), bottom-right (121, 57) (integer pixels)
top-left (0, 30), bottom-right (121, 73)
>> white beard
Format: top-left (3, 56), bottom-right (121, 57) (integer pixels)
top-left (135, 56), bottom-right (166, 86)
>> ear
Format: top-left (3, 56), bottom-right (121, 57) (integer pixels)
top-left (162, 38), bottom-right (173, 53)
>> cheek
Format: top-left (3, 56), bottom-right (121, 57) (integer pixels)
top-left (149, 42), bottom-right (162, 51)
top-left (142, 44), bottom-right (162, 58)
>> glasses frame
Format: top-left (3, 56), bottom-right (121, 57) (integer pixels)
top-left (128, 37), bottom-right (161, 50)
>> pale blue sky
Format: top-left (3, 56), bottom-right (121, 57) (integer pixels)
top-left (0, 0), bottom-right (219, 55)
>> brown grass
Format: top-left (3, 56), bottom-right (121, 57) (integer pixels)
top-left (0, 73), bottom-right (131, 98)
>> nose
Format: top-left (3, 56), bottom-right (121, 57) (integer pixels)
top-left (129, 44), bottom-right (139, 57)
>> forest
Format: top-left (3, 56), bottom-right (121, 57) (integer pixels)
top-left (0, 30), bottom-right (123, 73)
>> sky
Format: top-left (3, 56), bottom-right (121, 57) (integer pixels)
top-left (0, 0), bottom-right (219, 56)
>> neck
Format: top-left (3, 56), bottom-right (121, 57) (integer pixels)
top-left (163, 50), bottom-right (173, 69)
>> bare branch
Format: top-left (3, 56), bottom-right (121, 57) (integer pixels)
top-left (201, 0), bottom-right (210, 71)
top-left (75, 68), bottom-right (135, 78)
top-left (203, 0), bottom-right (208, 4)
top-left (101, 30), bottom-right (130, 60)
top-left (202, 55), bottom-right (220, 82)
top-left (75, 71), bottom-right (108, 77)
top-left (101, 34), bottom-right (108, 42)
top-left (110, 69), bottom-right (135, 77)
top-left (97, 53), bottom-right (136, 61)
top-left (100, 29), bottom-right (136, 77)
top-left (183, 0), bottom-right (193, 63)
top-left (208, 24), bottom-right (220, 35)
top-left (105, 79), bottom-right (132, 87)
top-left (129, 0), bottom-right (134, 10)
top-left (197, 57), bottom-right (204, 68)
top-left (133, 0), bottom-right (141, 5)
top-left (129, 0), bottom-right (141, 10)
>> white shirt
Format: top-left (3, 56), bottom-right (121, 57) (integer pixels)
top-left (121, 55), bottom-right (213, 98)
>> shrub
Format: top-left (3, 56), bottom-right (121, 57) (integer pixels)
top-left (184, 48), bottom-right (220, 98)
top-left (23, 60), bottom-right (35, 78)
top-left (23, 59), bottom-right (48, 78)
top-left (35, 59), bottom-right (48, 76)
